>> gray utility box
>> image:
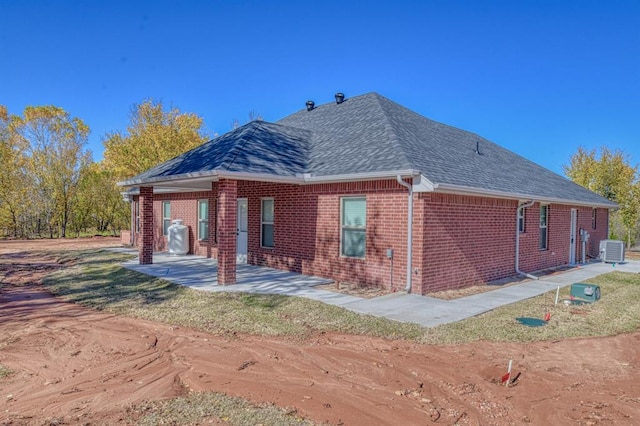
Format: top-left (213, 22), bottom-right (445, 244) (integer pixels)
top-left (570, 283), bottom-right (601, 303)
top-left (599, 240), bottom-right (625, 263)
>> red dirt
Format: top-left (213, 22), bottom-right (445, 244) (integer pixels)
top-left (1, 238), bottom-right (639, 425)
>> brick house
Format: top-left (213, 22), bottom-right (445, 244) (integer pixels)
top-left (119, 92), bottom-right (616, 295)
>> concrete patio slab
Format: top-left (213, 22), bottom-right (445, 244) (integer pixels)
top-left (121, 252), bottom-right (361, 306)
top-left (114, 249), bottom-right (640, 328)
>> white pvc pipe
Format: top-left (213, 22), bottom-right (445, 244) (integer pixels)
top-left (396, 176), bottom-right (414, 293)
top-left (516, 200), bottom-right (538, 280)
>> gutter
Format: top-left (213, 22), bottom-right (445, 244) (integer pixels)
top-left (516, 200), bottom-right (538, 280)
top-left (432, 182), bottom-right (617, 209)
top-left (118, 169), bottom-right (421, 189)
top-left (396, 175), bottom-right (414, 293)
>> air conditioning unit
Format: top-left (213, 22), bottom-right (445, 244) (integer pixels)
top-left (599, 239), bottom-right (625, 263)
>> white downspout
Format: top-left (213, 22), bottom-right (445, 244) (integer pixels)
top-left (516, 200), bottom-right (538, 280)
top-left (396, 176), bottom-right (413, 292)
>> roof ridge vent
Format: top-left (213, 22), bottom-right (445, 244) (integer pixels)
top-left (335, 92), bottom-right (345, 104)
top-left (306, 100), bottom-right (315, 111)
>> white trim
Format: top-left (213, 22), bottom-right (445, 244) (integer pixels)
top-left (539, 204), bottom-right (549, 250)
top-left (197, 199), bottom-right (209, 241)
top-left (260, 198), bottom-right (274, 249)
top-left (340, 196), bottom-right (367, 259)
top-left (118, 169), bottom-right (616, 209)
top-left (162, 201), bottom-right (171, 236)
top-left (302, 169), bottom-right (419, 184)
top-left (118, 169), bottom-right (420, 188)
top-left (431, 182), bottom-right (616, 209)
top-left (569, 208), bottom-right (577, 264)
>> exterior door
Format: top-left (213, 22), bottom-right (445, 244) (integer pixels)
top-left (236, 198), bottom-right (248, 264)
top-left (569, 209), bottom-right (577, 264)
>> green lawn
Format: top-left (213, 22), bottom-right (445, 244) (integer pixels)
top-left (43, 250), bottom-right (640, 345)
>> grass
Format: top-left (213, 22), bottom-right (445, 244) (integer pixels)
top-left (421, 271), bottom-right (640, 344)
top-left (43, 251), bottom-right (426, 341)
top-left (42, 250), bottom-right (640, 346)
top-left (0, 365), bottom-right (12, 379)
top-left (130, 392), bottom-right (314, 426)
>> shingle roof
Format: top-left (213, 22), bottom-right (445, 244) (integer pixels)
top-left (123, 121), bottom-right (312, 182)
top-left (121, 92), bottom-right (616, 207)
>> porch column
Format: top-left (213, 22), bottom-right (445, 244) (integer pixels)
top-left (139, 186), bottom-right (154, 265)
top-left (217, 179), bottom-right (237, 284)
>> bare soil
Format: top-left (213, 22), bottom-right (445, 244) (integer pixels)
top-left (1, 238), bottom-right (640, 425)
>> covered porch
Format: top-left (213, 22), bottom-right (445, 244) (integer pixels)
top-left (121, 252), bottom-right (352, 301)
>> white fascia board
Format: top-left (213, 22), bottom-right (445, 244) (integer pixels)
top-left (411, 174), bottom-right (435, 192)
top-left (431, 182), bottom-right (617, 209)
top-left (117, 171), bottom-right (221, 187)
top-left (216, 171), bottom-right (302, 184)
top-left (301, 169), bottom-right (420, 184)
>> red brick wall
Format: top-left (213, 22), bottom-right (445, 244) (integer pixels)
top-left (517, 204), bottom-right (608, 272)
top-left (419, 194), bottom-right (517, 293)
top-left (139, 186), bottom-right (154, 264)
top-left (419, 196), bottom-right (610, 294)
top-left (133, 190), bottom-right (218, 257)
top-left (239, 179), bottom-right (412, 292)
top-left (136, 181), bottom-right (609, 295)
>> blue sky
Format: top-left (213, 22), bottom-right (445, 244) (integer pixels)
top-left (1, 1), bottom-right (639, 175)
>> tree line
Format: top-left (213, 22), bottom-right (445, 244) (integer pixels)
top-left (0, 101), bottom-right (208, 238)
top-left (564, 146), bottom-right (640, 248)
top-left (1, 100), bottom-right (638, 248)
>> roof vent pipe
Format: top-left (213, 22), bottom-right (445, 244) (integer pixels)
top-left (335, 92), bottom-right (345, 104)
top-left (305, 100), bottom-right (315, 111)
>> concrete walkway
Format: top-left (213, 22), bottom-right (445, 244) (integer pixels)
top-left (118, 250), bottom-right (640, 328)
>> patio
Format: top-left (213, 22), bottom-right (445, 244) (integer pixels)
top-left (121, 252), bottom-right (361, 306)
top-left (118, 250), bottom-right (640, 327)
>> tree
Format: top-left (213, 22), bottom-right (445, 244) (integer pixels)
top-left (0, 106), bottom-right (30, 237)
top-left (102, 99), bottom-right (209, 179)
top-left (73, 163), bottom-right (130, 236)
top-left (564, 146), bottom-right (640, 248)
top-left (10, 106), bottom-right (92, 238)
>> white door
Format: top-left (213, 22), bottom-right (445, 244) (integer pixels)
top-left (569, 209), bottom-right (577, 264)
top-left (236, 198), bottom-right (248, 264)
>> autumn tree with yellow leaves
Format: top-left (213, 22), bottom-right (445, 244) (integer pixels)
top-left (564, 146), bottom-right (640, 248)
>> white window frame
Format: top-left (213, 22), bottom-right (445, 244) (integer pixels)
top-left (539, 204), bottom-right (549, 250)
top-left (162, 201), bottom-right (171, 236)
top-left (198, 199), bottom-right (209, 241)
top-left (518, 207), bottom-right (525, 233)
top-left (134, 200), bottom-right (140, 233)
top-left (340, 196), bottom-right (366, 258)
top-left (261, 198), bottom-right (274, 248)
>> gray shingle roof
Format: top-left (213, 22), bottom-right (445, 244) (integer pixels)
top-left (124, 121), bottom-right (312, 182)
top-left (121, 92), bottom-right (615, 207)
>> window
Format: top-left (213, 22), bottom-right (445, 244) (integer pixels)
top-left (539, 205), bottom-right (548, 250)
top-left (198, 200), bottom-right (209, 240)
top-left (261, 198), bottom-right (274, 248)
top-left (592, 208), bottom-right (597, 230)
top-left (162, 201), bottom-right (171, 235)
top-left (134, 201), bottom-right (140, 233)
top-left (518, 207), bottom-right (525, 233)
top-left (341, 197), bottom-right (366, 258)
